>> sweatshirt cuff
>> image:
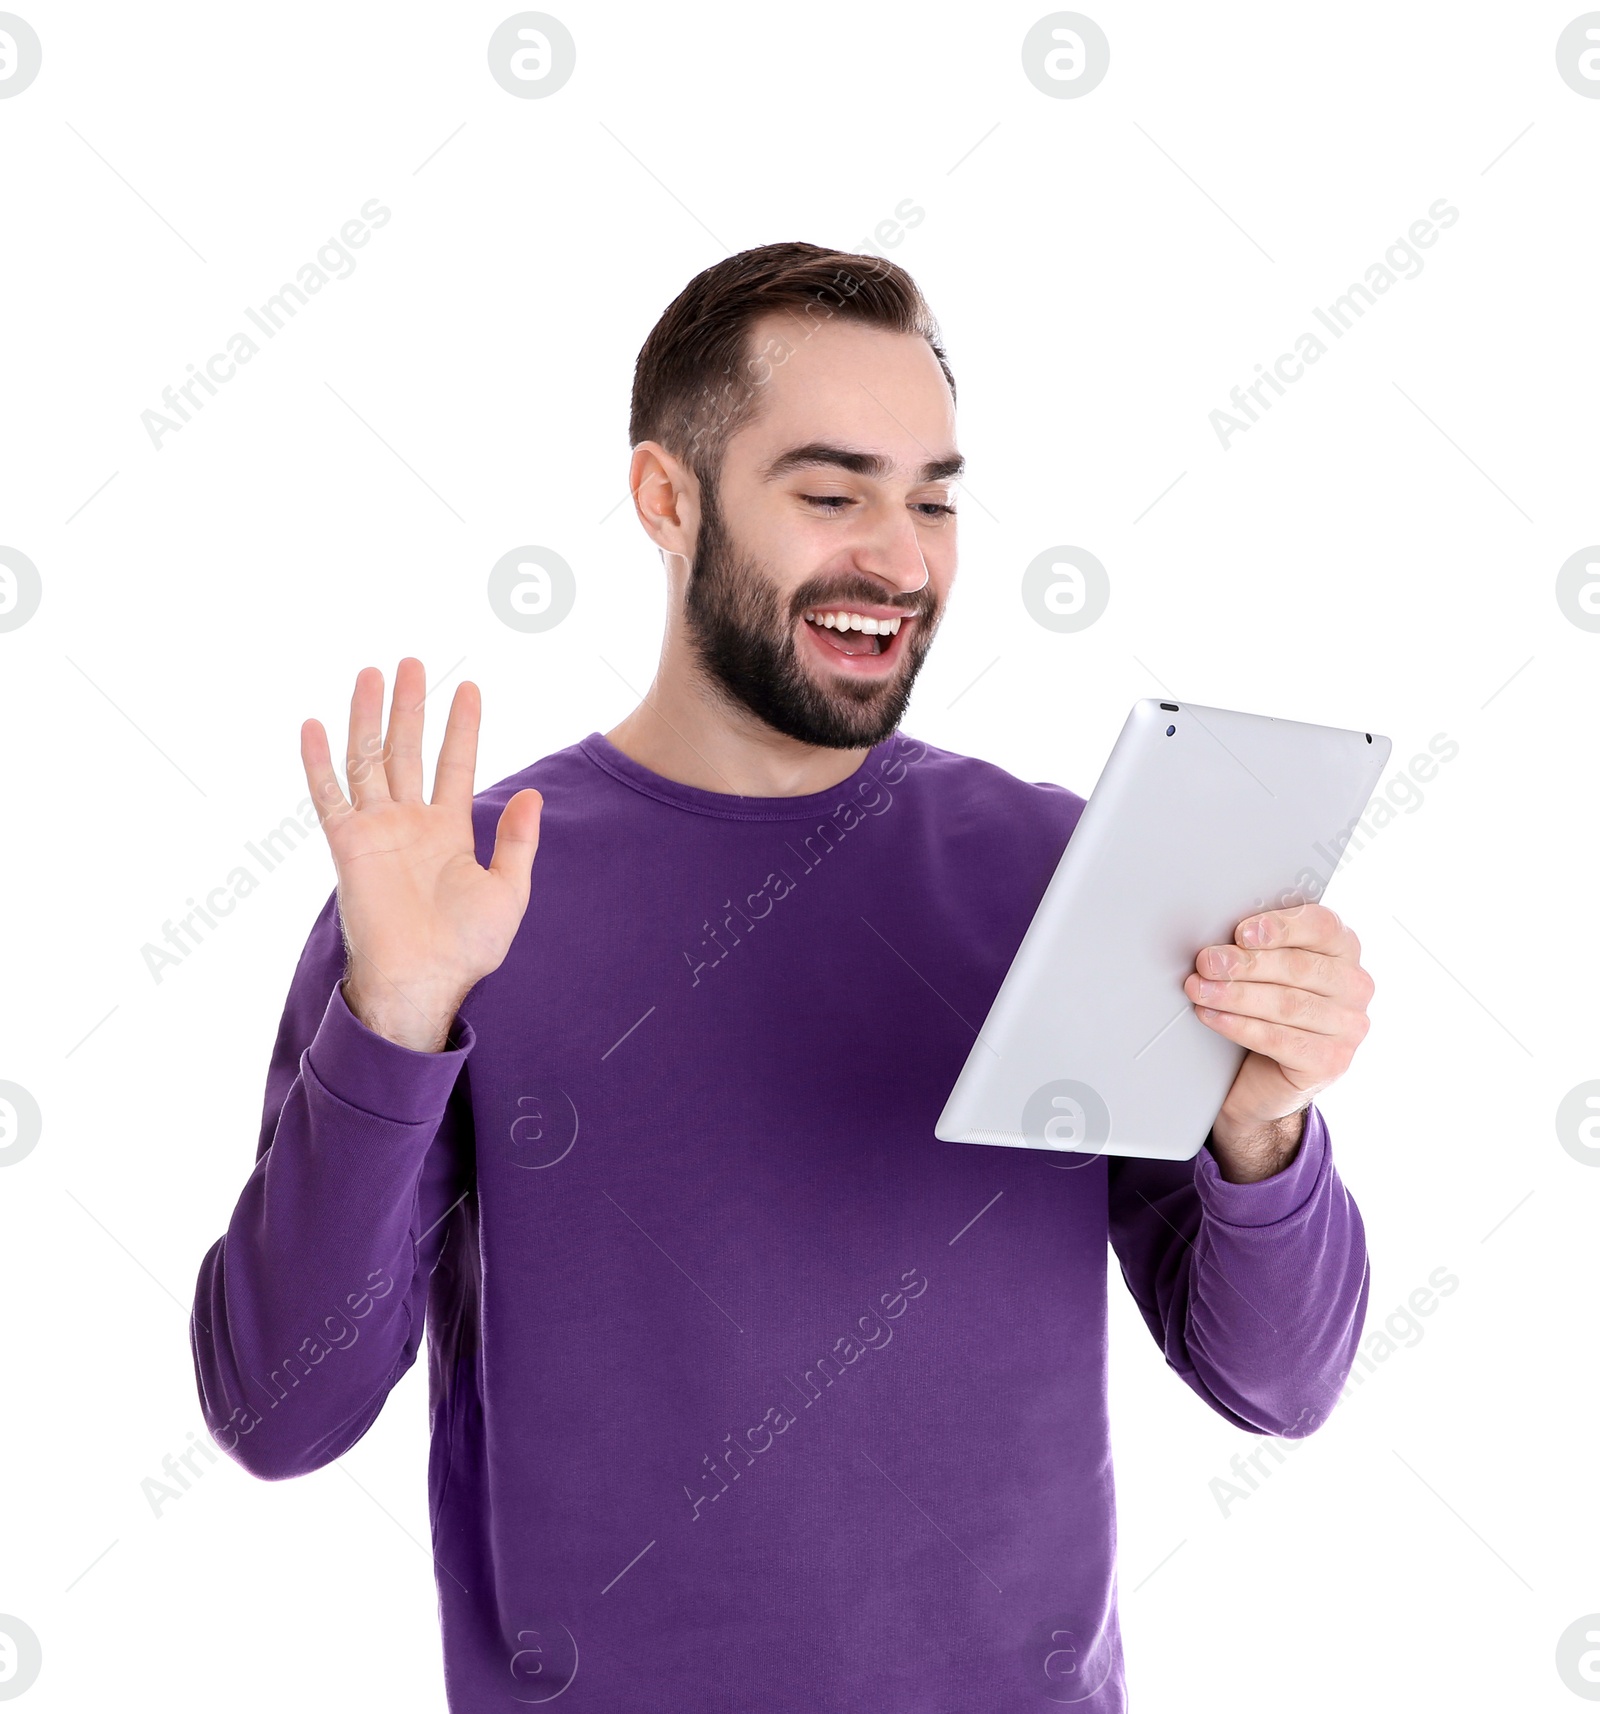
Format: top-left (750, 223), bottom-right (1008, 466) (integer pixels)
top-left (303, 980), bottom-right (475, 1125)
top-left (1192, 1102), bottom-right (1329, 1227)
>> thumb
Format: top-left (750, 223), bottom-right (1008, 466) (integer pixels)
top-left (488, 788), bottom-right (543, 895)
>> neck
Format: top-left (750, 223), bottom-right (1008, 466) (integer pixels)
top-left (604, 653), bottom-right (874, 799)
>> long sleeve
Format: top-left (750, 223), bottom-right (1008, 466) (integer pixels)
top-left (189, 885), bottom-right (476, 1479)
top-left (1106, 1103), bottom-right (1370, 1437)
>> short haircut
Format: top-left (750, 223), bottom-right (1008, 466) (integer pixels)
top-left (628, 241), bottom-right (956, 492)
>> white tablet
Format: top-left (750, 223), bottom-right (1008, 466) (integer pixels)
top-left (935, 698), bottom-right (1391, 1163)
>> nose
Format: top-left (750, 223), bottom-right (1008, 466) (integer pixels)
top-left (851, 500), bottom-right (932, 596)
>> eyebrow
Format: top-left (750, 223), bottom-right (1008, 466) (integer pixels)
top-left (759, 442), bottom-right (965, 485)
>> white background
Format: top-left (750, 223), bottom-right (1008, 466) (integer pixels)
top-left (2, 2), bottom-right (1597, 1709)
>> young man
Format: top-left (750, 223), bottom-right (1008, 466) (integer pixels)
top-left (191, 243), bottom-right (1373, 1712)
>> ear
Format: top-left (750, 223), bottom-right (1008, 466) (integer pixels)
top-left (630, 441), bottom-right (702, 565)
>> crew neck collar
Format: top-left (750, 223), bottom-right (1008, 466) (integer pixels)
top-left (578, 729), bottom-right (909, 822)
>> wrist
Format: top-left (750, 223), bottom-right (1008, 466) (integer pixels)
top-left (1207, 1107), bottom-right (1306, 1184)
top-left (341, 975), bottom-right (469, 1053)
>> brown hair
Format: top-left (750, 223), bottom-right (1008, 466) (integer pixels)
top-left (628, 241), bottom-right (955, 492)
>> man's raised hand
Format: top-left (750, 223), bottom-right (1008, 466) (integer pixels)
top-left (299, 658), bottom-right (543, 1052)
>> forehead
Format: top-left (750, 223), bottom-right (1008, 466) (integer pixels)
top-left (730, 308), bottom-right (957, 461)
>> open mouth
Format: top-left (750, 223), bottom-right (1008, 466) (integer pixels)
top-left (800, 606), bottom-right (908, 661)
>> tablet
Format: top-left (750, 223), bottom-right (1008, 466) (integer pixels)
top-left (934, 698), bottom-right (1391, 1163)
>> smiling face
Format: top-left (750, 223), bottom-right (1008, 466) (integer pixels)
top-left (676, 310), bottom-right (961, 749)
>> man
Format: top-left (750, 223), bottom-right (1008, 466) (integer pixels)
top-left (191, 242), bottom-right (1372, 1711)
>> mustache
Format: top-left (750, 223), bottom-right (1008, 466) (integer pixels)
top-left (789, 579), bottom-right (936, 619)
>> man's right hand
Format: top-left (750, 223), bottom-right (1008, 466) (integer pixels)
top-left (299, 657), bottom-right (543, 1052)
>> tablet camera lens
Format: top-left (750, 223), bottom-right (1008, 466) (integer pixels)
top-left (1165, 724), bottom-right (1175, 736)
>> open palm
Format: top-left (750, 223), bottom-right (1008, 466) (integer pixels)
top-left (300, 658), bottom-right (543, 1051)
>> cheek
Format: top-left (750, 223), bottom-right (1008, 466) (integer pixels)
top-left (737, 500), bottom-right (830, 583)
top-left (923, 525), bottom-right (958, 580)
top-left (926, 560), bottom-right (957, 611)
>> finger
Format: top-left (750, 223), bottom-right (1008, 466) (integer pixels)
top-left (383, 657), bottom-right (429, 803)
top-left (1194, 943), bottom-right (1374, 1006)
top-left (1186, 971), bottom-right (1364, 1038)
top-left (431, 680), bottom-right (482, 814)
top-left (1237, 902), bottom-right (1359, 959)
top-left (346, 666), bottom-right (392, 807)
top-left (1193, 1004), bottom-right (1358, 1082)
top-left (489, 789), bottom-right (543, 895)
top-left (300, 716), bottom-right (351, 830)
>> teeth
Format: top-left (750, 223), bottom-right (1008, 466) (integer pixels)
top-left (802, 611), bottom-right (903, 636)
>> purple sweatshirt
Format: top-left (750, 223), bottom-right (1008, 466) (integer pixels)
top-left (190, 729), bottom-right (1369, 1712)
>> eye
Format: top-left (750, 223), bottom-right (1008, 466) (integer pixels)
top-left (913, 502), bottom-right (956, 519)
top-left (801, 494), bottom-right (854, 512)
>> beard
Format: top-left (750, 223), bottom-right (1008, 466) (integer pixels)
top-left (681, 480), bottom-right (942, 750)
